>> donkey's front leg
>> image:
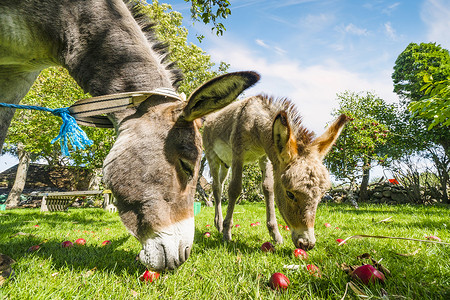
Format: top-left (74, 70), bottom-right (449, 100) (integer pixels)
top-left (209, 156), bottom-right (228, 233)
top-left (223, 157), bottom-right (243, 242)
top-left (259, 157), bottom-right (283, 244)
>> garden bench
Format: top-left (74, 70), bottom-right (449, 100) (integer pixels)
top-left (39, 190), bottom-right (115, 212)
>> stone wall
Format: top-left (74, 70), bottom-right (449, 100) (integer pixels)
top-left (328, 181), bottom-right (440, 205)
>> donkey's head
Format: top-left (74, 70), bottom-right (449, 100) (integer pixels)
top-left (103, 72), bottom-right (259, 271)
top-left (272, 112), bottom-right (349, 250)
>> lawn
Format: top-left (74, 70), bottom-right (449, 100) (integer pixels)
top-left (0, 203), bottom-right (449, 299)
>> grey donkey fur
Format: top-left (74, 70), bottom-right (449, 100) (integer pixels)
top-left (203, 95), bottom-right (348, 250)
top-left (0, 0), bottom-right (259, 271)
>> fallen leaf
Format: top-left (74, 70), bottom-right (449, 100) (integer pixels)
top-left (51, 272), bottom-right (59, 277)
top-left (374, 217), bottom-right (393, 224)
top-left (348, 281), bottom-right (367, 297)
top-left (9, 232), bottom-right (35, 238)
top-left (83, 267), bottom-right (97, 278)
top-left (396, 248), bottom-right (421, 257)
top-left (356, 253), bottom-right (371, 259)
top-left (130, 289), bottom-right (139, 297)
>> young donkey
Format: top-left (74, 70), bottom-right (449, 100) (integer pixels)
top-left (0, 0), bottom-right (259, 271)
top-left (203, 95), bottom-right (348, 249)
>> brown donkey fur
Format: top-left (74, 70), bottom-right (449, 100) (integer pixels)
top-left (203, 95), bottom-right (348, 249)
top-left (0, 0), bottom-right (259, 271)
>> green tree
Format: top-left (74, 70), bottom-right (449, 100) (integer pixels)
top-left (184, 0), bottom-right (231, 40)
top-left (325, 91), bottom-right (396, 202)
top-left (392, 42), bottom-right (450, 102)
top-left (392, 42), bottom-right (450, 203)
top-left (409, 75), bottom-right (450, 129)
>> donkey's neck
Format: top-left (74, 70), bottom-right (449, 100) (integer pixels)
top-left (58, 0), bottom-right (175, 97)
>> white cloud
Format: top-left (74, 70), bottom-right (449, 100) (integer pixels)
top-left (300, 13), bottom-right (335, 31)
top-left (338, 23), bottom-right (369, 36)
top-left (382, 2), bottom-right (401, 15)
top-left (207, 37), bottom-right (398, 134)
top-left (255, 39), bottom-right (287, 56)
top-left (255, 39), bottom-right (269, 48)
top-left (384, 22), bottom-right (397, 41)
top-left (421, 0), bottom-right (450, 49)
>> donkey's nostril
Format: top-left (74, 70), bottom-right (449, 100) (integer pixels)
top-left (297, 239), bottom-right (315, 251)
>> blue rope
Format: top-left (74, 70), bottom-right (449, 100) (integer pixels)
top-left (0, 102), bottom-right (93, 156)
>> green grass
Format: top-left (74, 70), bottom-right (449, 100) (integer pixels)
top-left (0, 203), bottom-right (449, 299)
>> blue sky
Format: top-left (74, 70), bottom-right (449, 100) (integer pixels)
top-left (168, 0), bottom-right (449, 134)
top-left (1, 0), bottom-right (449, 173)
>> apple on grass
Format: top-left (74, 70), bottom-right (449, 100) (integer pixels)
top-left (336, 238), bottom-right (346, 244)
top-left (139, 270), bottom-right (160, 283)
top-left (294, 248), bottom-right (308, 260)
top-left (306, 264), bottom-right (321, 277)
top-left (235, 224), bottom-right (241, 228)
top-left (61, 241), bottom-right (73, 248)
top-left (28, 245), bottom-right (40, 252)
top-left (261, 242), bottom-right (275, 252)
top-left (324, 223), bottom-right (331, 228)
top-left (351, 265), bottom-right (385, 285)
top-left (269, 272), bottom-right (290, 290)
top-left (102, 240), bottom-right (111, 246)
top-left (75, 238), bottom-right (86, 246)
top-left (203, 232), bottom-right (211, 238)
top-left (426, 235), bottom-right (441, 242)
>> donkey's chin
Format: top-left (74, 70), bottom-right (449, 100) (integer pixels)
top-left (139, 217), bottom-right (194, 271)
top-left (292, 227), bottom-right (316, 251)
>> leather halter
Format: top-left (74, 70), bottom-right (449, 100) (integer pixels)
top-left (69, 88), bottom-right (183, 128)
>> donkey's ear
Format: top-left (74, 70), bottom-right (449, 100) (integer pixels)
top-left (311, 114), bottom-right (350, 160)
top-left (273, 112), bottom-right (298, 164)
top-left (180, 71), bottom-right (260, 122)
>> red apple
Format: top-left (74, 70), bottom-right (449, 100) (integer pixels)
top-left (250, 223), bottom-right (256, 227)
top-left (61, 241), bottom-right (73, 248)
top-left (102, 240), bottom-right (111, 246)
top-left (426, 235), bottom-right (441, 242)
top-left (261, 241), bottom-right (275, 252)
top-left (139, 270), bottom-right (160, 283)
top-left (324, 223), bottom-right (331, 228)
top-left (294, 248), bottom-right (308, 260)
top-left (306, 264), bottom-right (321, 277)
top-left (28, 245), bottom-right (40, 252)
top-left (269, 272), bottom-right (290, 290)
top-left (203, 232), bottom-right (211, 238)
top-left (205, 224), bottom-right (211, 227)
top-left (235, 224), bottom-right (241, 228)
top-left (284, 226), bottom-right (290, 231)
top-left (34, 224), bottom-right (39, 228)
top-left (336, 238), bottom-right (346, 244)
top-left (351, 265), bottom-right (385, 285)
top-left (75, 238), bottom-right (86, 246)
top-left (335, 227), bottom-right (340, 230)
top-left (255, 222), bottom-right (261, 226)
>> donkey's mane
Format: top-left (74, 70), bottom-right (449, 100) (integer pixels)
top-left (127, 0), bottom-right (183, 88)
top-left (259, 94), bottom-right (315, 147)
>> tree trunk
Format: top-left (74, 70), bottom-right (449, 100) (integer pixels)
top-left (359, 160), bottom-right (370, 202)
top-left (6, 144), bottom-right (31, 208)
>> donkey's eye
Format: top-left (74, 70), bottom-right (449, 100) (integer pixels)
top-left (286, 191), bottom-right (296, 201)
top-left (179, 159), bottom-right (194, 178)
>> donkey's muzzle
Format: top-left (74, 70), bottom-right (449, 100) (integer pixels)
top-left (139, 217), bottom-right (194, 271)
top-left (292, 226), bottom-right (316, 251)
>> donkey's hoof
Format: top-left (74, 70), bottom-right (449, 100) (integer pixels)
top-left (273, 235), bottom-right (284, 244)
